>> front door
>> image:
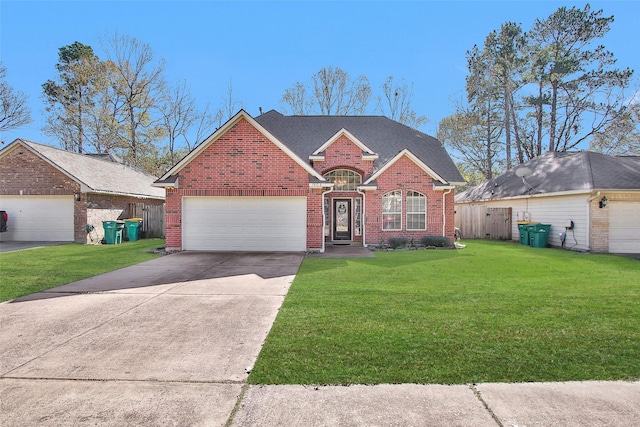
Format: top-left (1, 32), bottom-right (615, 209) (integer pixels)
top-left (333, 199), bottom-right (351, 240)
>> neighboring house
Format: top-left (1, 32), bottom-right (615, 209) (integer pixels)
top-left (153, 109), bottom-right (464, 252)
top-left (0, 139), bottom-right (165, 243)
top-left (455, 151), bottom-right (640, 254)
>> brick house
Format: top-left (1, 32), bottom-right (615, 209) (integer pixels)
top-left (154, 110), bottom-right (464, 252)
top-left (455, 151), bottom-right (640, 253)
top-left (0, 139), bottom-right (165, 243)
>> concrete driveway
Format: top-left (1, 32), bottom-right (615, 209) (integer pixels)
top-left (0, 251), bottom-right (303, 426)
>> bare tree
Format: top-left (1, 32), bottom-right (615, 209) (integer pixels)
top-left (101, 32), bottom-right (166, 166)
top-left (282, 66), bottom-right (371, 115)
top-left (160, 80), bottom-right (198, 165)
top-left (0, 63), bottom-right (31, 133)
top-left (215, 79), bottom-right (243, 127)
top-left (312, 66), bottom-right (371, 115)
top-left (377, 76), bottom-right (428, 128)
top-left (183, 101), bottom-right (217, 151)
top-left (281, 82), bottom-right (309, 115)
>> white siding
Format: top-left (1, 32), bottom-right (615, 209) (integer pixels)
top-left (464, 194), bottom-right (591, 250)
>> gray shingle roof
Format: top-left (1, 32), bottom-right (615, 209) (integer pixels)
top-left (3, 139), bottom-right (164, 199)
top-left (254, 110), bottom-right (464, 184)
top-left (456, 151), bottom-right (640, 202)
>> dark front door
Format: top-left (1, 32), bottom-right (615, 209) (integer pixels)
top-left (333, 199), bottom-right (351, 240)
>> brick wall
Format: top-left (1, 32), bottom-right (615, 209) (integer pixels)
top-left (0, 145), bottom-right (80, 196)
top-left (312, 134), bottom-right (374, 177)
top-left (590, 191), bottom-right (640, 252)
top-left (165, 118), bottom-right (317, 250)
top-left (589, 197), bottom-right (608, 252)
top-left (365, 155), bottom-right (456, 246)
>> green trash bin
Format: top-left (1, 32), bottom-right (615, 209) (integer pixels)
top-left (124, 219), bottom-right (141, 242)
top-left (517, 222), bottom-right (535, 245)
top-left (529, 224), bottom-right (551, 248)
top-left (102, 220), bottom-right (118, 244)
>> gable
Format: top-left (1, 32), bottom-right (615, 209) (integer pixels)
top-left (365, 149), bottom-right (448, 187)
top-left (0, 143), bottom-right (79, 194)
top-left (312, 133), bottom-right (376, 177)
top-left (157, 110), bottom-right (323, 186)
top-left (178, 117), bottom-right (312, 191)
top-left (311, 128), bottom-right (377, 157)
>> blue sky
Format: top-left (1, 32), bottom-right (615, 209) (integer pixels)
top-left (1, 1), bottom-right (638, 148)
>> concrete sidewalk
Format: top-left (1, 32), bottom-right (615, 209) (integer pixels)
top-left (1, 251), bottom-right (638, 426)
top-left (232, 381), bottom-right (640, 426)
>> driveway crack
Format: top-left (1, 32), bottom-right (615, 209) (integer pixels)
top-left (470, 383), bottom-right (503, 427)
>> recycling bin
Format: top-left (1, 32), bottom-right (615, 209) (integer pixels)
top-left (517, 222), bottom-right (537, 245)
top-left (517, 222), bottom-right (530, 245)
top-left (102, 220), bottom-right (125, 244)
top-left (529, 224), bottom-right (551, 248)
top-left (124, 219), bottom-right (142, 242)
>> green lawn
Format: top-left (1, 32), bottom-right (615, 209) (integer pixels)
top-left (0, 239), bottom-right (164, 302)
top-left (249, 240), bottom-right (640, 385)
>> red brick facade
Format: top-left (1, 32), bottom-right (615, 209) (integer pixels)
top-left (1, 144), bottom-right (164, 243)
top-left (164, 117), bottom-right (321, 250)
top-left (162, 114), bottom-right (457, 251)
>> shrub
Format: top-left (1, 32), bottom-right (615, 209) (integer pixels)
top-left (387, 237), bottom-right (408, 249)
top-left (421, 236), bottom-right (453, 248)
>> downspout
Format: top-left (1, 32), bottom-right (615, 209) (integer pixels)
top-left (442, 188), bottom-right (453, 237)
top-left (356, 188), bottom-right (367, 247)
top-left (321, 186), bottom-right (334, 253)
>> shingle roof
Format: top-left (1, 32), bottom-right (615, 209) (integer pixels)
top-left (455, 151), bottom-right (640, 202)
top-left (2, 139), bottom-right (164, 199)
top-left (254, 110), bottom-right (464, 184)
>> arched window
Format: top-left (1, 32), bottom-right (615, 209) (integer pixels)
top-left (382, 190), bottom-right (402, 230)
top-left (406, 190), bottom-right (426, 230)
top-left (323, 169), bottom-right (362, 191)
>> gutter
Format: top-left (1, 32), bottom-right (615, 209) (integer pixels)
top-left (356, 187), bottom-right (367, 247)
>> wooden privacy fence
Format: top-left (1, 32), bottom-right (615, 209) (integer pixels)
top-left (129, 202), bottom-right (165, 238)
top-left (455, 205), bottom-right (512, 240)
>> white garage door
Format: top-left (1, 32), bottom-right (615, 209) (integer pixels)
top-left (182, 197), bottom-right (307, 251)
top-left (0, 196), bottom-right (74, 241)
top-left (609, 201), bottom-right (640, 253)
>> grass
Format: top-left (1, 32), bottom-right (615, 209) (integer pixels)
top-left (0, 239), bottom-right (164, 302)
top-left (249, 240), bottom-right (640, 385)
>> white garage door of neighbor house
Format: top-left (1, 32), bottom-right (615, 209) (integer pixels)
top-left (182, 196), bottom-right (307, 251)
top-left (609, 201), bottom-right (640, 253)
top-left (0, 196), bottom-right (74, 241)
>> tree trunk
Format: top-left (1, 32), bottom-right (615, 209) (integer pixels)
top-left (504, 85), bottom-right (511, 169)
top-left (549, 79), bottom-right (558, 152)
top-left (536, 79), bottom-right (544, 156)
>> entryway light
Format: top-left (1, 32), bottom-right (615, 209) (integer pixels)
top-left (599, 196), bottom-right (608, 208)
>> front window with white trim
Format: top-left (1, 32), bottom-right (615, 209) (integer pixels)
top-left (382, 190), bottom-right (402, 230)
top-left (324, 169), bottom-right (362, 191)
top-left (406, 190), bottom-right (426, 230)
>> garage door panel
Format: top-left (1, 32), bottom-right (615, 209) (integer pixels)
top-left (609, 201), bottom-right (640, 254)
top-left (0, 196), bottom-right (74, 241)
top-left (183, 197), bottom-right (306, 251)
